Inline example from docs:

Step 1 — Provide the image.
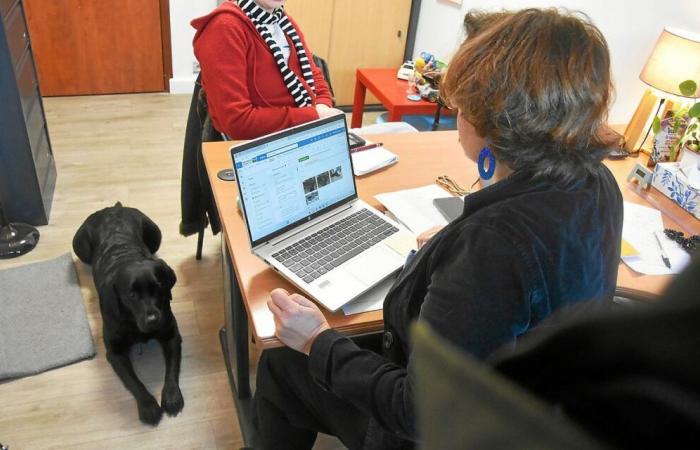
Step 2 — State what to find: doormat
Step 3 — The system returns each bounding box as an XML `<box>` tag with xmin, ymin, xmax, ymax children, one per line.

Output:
<box><xmin>0</xmin><ymin>253</ymin><xmax>95</xmax><ymax>380</ymax></box>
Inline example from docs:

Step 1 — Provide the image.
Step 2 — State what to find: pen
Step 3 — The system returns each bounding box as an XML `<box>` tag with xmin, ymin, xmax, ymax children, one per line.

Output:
<box><xmin>654</xmin><ymin>231</ymin><xmax>671</xmax><ymax>269</ymax></box>
<box><xmin>350</xmin><ymin>142</ymin><xmax>383</xmax><ymax>153</ymax></box>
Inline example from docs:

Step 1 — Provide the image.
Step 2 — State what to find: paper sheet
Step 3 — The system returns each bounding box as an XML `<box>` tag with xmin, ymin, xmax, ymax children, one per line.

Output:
<box><xmin>351</xmin><ymin>147</ymin><xmax>398</xmax><ymax>176</ymax></box>
<box><xmin>621</xmin><ymin>202</ymin><xmax>691</xmax><ymax>275</ymax></box>
<box><xmin>375</xmin><ymin>184</ymin><xmax>451</xmax><ymax>235</ymax></box>
<box><xmin>341</xmin><ymin>274</ymin><xmax>396</xmax><ymax>315</ymax></box>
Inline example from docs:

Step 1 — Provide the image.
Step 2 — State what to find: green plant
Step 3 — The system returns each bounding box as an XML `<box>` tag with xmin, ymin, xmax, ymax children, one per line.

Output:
<box><xmin>652</xmin><ymin>80</ymin><xmax>700</xmax><ymax>160</ymax></box>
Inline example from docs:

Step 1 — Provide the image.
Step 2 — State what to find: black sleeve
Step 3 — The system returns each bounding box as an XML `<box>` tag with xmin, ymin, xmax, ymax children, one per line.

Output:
<box><xmin>308</xmin><ymin>225</ymin><xmax>533</xmax><ymax>439</ymax></box>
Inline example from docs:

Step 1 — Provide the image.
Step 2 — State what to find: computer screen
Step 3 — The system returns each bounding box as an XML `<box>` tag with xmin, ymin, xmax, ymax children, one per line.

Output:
<box><xmin>232</xmin><ymin>116</ymin><xmax>356</xmax><ymax>245</ymax></box>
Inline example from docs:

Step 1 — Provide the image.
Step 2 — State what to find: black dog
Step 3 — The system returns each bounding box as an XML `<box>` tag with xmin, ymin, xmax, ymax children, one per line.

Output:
<box><xmin>73</xmin><ymin>202</ymin><xmax>184</xmax><ymax>425</ymax></box>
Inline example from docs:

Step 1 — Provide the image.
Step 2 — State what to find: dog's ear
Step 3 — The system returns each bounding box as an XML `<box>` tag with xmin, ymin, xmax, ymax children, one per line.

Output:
<box><xmin>73</xmin><ymin>219</ymin><xmax>95</xmax><ymax>264</ymax></box>
<box><xmin>136</xmin><ymin>210</ymin><xmax>162</xmax><ymax>254</ymax></box>
<box><xmin>107</xmin><ymin>282</ymin><xmax>125</xmax><ymax>320</ymax></box>
<box><xmin>155</xmin><ymin>259</ymin><xmax>177</xmax><ymax>291</ymax></box>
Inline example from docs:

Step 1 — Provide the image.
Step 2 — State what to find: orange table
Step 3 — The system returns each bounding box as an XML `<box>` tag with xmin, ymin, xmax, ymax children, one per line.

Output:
<box><xmin>350</xmin><ymin>68</ymin><xmax>446</xmax><ymax>128</ymax></box>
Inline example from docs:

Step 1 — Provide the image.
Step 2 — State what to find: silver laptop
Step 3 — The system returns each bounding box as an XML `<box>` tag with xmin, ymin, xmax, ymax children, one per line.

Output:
<box><xmin>230</xmin><ymin>115</ymin><xmax>412</xmax><ymax>311</ymax></box>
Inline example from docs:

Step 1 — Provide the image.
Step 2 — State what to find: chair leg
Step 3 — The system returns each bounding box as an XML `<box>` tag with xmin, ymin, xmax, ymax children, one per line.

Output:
<box><xmin>196</xmin><ymin>228</ymin><xmax>204</xmax><ymax>260</ymax></box>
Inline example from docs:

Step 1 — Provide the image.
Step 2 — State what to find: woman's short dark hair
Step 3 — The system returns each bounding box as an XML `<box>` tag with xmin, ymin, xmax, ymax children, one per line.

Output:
<box><xmin>442</xmin><ymin>8</ymin><xmax>613</xmax><ymax>181</ymax></box>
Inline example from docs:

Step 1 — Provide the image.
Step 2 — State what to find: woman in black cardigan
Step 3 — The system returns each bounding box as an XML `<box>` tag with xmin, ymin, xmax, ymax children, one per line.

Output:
<box><xmin>253</xmin><ymin>8</ymin><xmax>624</xmax><ymax>450</ymax></box>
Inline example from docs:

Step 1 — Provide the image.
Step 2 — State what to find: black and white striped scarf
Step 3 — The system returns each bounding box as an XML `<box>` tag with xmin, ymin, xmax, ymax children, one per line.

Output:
<box><xmin>237</xmin><ymin>0</ymin><xmax>315</xmax><ymax>107</ymax></box>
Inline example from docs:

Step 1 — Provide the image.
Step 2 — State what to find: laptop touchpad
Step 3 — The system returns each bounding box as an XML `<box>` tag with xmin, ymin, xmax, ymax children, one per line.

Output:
<box><xmin>345</xmin><ymin>246</ymin><xmax>400</xmax><ymax>284</ymax></box>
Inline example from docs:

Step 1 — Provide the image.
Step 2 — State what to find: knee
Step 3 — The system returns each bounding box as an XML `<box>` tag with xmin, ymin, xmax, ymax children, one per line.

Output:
<box><xmin>256</xmin><ymin>347</ymin><xmax>308</xmax><ymax>393</ymax></box>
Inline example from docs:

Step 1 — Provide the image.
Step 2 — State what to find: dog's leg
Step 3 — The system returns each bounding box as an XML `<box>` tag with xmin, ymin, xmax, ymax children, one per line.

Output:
<box><xmin>106</xmin><ymin>349</ymin><xmax>163</xmax><ymax>425</ymax></box>
<box><xmin>160</xmin><ymin>330</ymin><xmax>184</xmax><ymax>416</ymax></box>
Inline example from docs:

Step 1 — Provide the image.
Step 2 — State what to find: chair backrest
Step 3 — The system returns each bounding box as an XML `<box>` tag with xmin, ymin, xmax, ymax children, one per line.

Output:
<box><xmin>312</xmin><ymin>54</ymin><xmax>335</xmax><ymax>106</ymax></box>
<box><xmin>194</xmin><ymin>73</ymin><xmax>224</xmax><ymax>142</ymax></box>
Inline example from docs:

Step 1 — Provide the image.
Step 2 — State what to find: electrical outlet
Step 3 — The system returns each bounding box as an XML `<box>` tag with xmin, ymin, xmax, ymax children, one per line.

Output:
<box><xmin>193</xmin><ymin>61</ymin><xmax>201</xmax><ymax>75</ymax></box>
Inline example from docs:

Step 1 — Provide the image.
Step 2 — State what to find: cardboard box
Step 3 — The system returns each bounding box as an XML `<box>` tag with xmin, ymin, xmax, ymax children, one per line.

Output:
<box><xmin>652</xmin><ymin>162</ymin><xmax>700</xmax><ymax>220</ymax></box>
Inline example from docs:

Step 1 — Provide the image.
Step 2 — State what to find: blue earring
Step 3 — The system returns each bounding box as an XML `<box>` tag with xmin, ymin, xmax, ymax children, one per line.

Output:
<box><xmin>478</xmin><ymin>147</ymin><xmax>496</xmax><ymax>180</ymax></box>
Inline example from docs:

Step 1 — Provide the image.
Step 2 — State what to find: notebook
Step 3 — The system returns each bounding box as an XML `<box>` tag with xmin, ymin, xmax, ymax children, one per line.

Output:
<box><xmin>230</xmin><ymin>115</ymin><xmax>414</xmax><ymax>312</ymax></box>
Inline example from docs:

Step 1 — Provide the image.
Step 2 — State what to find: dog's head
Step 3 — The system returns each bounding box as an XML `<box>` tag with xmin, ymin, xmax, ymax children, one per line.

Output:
<box><xmin>73</xmin><ymin>202</ymin><xmax>162</xmax><ymax>265</ymax></box>
<box><xmin>112</xmin><ymin>259</ymin><xmax>177</xmax><ymax>333</ymax></box>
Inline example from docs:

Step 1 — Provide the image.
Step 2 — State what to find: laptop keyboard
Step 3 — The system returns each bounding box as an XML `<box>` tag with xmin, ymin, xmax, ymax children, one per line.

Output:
<box><xmin>272</xmin><ymin>209</ymin><xmax>399</xmax><ymax>283</ymax></box>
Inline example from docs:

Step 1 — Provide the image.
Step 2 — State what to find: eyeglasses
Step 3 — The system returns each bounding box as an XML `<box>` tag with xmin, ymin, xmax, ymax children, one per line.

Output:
<box><xmin>436</xmin><ymin>175</ymin><xmax>480</xmax><ymax>197</ymax></box>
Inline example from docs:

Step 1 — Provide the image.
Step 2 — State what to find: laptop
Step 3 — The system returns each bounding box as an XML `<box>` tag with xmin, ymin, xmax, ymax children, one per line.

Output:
<box><xmin>230</xmin><ymin>115</ymin><xmax>413</xmax><ymax>312</ymax></box>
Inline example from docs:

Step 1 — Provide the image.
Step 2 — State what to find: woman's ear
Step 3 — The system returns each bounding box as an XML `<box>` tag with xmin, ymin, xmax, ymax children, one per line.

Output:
<box><xmin>156</xmin><ymin>259</ymin><xmax>177</xmax><ymax>291</ymax></box>
<box><xmin>73</xmin><ymin>220</ymin><xmax>95</xmax><ymax>264</ymax></box>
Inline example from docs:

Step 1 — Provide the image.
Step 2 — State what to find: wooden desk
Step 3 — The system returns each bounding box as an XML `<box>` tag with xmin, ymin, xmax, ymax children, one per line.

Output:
<box><xmin>350</xmin><ymin>68</ymin><xmax>444</xmax><ymax>128</ymax></box>
<box><xmin>203</xmin><ymin>131</ymin><xmax>700</xmax><ymax>444</ymax></box>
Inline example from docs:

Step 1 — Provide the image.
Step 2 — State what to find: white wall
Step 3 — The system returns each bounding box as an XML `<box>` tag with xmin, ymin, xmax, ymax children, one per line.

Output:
<box><xmin>168</xmin><ymin>0</ymin><xmax>217</xmax><ymax>94</ymax></box>
<box><xmin>413</xmin><ymin>0</ymin><xmax>700</xmax><ymax>123</ymax></box>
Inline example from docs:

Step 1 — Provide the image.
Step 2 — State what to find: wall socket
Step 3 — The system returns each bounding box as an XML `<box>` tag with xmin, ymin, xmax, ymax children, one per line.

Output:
<box><xmin>192</xmin><ymin>61</ymin><xmax>201</xmax><ymax>75</ymax></box>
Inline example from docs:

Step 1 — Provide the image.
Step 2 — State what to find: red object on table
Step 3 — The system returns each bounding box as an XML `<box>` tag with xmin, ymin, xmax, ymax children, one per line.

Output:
<box><xmin>351</xmin><ymin>68</ymin><xmax>447</xmax><ymax>128</ymax></box>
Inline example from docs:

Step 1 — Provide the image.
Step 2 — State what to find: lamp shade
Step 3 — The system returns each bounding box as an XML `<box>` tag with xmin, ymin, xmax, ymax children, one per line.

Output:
<box><xmin>640</xmin><ymin>27</ymin><xmax>700</xmax><ymax>98</ymax></box>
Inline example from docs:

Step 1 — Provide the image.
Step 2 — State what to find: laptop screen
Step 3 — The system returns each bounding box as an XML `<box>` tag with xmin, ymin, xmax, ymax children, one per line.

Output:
<box><xmin>231</xmin><ymin>115</ymin><xmax>357</xmax><ymax>247</ymax></box>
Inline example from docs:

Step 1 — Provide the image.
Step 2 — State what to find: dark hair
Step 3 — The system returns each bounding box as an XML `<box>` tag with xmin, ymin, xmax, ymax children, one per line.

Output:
<box><xmin>443</xmin><ymin>8</ymin><xmax>613</xmax><ymax>181</ymax></box>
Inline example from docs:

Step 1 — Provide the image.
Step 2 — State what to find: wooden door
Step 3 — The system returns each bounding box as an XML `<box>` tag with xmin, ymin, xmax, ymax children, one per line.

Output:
<box><xmin>283</xmin><ymin>0</ymin><xmax>334</xmax><ymax>60</ymax></box>
<box><xmin>327</xmin><ymin>0</ymin><xmax>411</xmax><ymax>105</ymax></box>
<box><xmin>23</xmin><ymin>0</ymin><xmax>171</xmax><ymax>96</ymax></box>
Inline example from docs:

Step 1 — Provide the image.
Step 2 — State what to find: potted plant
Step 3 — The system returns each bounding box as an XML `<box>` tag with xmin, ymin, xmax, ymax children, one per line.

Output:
<box><xmin>651</xmin><ymin>80</ymin><xmax>700</xmax><ymax>162</ymax></box>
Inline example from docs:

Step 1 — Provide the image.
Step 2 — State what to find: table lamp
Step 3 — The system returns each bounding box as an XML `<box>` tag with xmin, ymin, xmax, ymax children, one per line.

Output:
<box><xmin>623</xmin><ymin>27</ymin><xmax>700</xmax><ymax>154</ymax></box>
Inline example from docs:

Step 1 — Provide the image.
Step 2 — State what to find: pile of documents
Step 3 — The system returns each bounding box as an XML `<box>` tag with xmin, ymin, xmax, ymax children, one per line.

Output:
<box><xmin>621</xmin><ymin>201</ymin><xmax>690</xmax><ymax>275</ymax></box>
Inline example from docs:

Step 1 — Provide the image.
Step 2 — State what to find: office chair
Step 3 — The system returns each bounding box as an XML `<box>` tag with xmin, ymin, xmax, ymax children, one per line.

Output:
<box><xmin>416</xmin><ymin>253</ymin><xmax>700</xmax><ymax>449</ymax></box>
<box><xmin>180</xmin><ymin>73</ymin><xmax>224</xmax><ymax>261</ymax></box>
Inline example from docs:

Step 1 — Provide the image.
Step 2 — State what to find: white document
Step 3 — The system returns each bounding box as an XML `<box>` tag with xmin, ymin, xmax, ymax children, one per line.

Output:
<box><xmin>341</xmin><ymin>274</ymin><xmax>397</xmax><ymax>315</ymax></box>
<box><xmin>351</xmin><ymin>147</ymin><xmax>399</xmax><ymax>176</ymax></box>
<box><xmin>621</xmin><ymin>201</ymin><xmax>691</xmax><ymax>275</ymax></box>
<box><xmin>375</xmin><ymin>184</ymin><xmax>451</xmax><ymax>235</ymax></box>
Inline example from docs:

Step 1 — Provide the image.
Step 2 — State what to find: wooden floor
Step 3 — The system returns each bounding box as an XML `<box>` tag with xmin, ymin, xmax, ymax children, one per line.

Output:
<box><xmin>0</xmin><ymin>94</ymin><xmax>372</xmax><ymax>450</ymax></box>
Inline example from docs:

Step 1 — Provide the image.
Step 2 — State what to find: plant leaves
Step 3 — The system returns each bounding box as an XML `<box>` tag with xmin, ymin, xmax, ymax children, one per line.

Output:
<box><xmin>679</xmin><ymin>80</ymin><xmax>698</xmax><ymax>97</ymax></box>
<box><xmin>689</xmin><ymin>102</ymin><xmax>700</xmax><ymax>119</ymax></box>
<box><xmin>652</xmin><ymin>116</ymin><xmax>662</xmax><ymax>134</ymax></box>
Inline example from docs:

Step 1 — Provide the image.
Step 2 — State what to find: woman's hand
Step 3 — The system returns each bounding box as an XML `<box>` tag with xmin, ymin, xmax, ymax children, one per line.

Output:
<box><xmin>417</xmin><ymin>225</ymin><xmax>444</xmax><ymax>249</ymax></box>
<box><xmin>267</xmin><ymin>288</ymin><xmax>331</xmax><ymax>355</ymax></box>
<box><xmin>315</xmin><ymin>103</ymin><xmax>344</xmax><ymax>119</ymax></box>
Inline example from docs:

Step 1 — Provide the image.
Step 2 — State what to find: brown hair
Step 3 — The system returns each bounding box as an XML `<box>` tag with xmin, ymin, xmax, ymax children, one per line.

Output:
<box><xmin>443</xmin><ymin>8</ymin><xmax>613</xmax><ymax>181</ymax></box>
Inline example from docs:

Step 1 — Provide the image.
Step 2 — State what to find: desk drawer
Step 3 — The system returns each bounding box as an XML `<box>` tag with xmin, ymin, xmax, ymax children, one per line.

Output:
<box><xmin>5</xmin><ymin>3</ymin><xmax>28</xmax><ymax>69</ymax></box>
<box><xmin>0</xmin><ymin>0</ymin><xmax>17</xmax><ymax>18</ymax></box>
<box><xmin>16</xmin><ymin>51</ymin><xmax>37</xmax><ymax>117</ymax></box>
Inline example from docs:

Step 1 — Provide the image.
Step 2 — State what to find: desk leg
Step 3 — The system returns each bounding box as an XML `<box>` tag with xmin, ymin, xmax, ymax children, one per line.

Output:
<box><xmin>387</xmin><ymin>108</ymin><xmax>402</xmax><ymax>122</ymax></box>
<box><xmin>351</xmin><ymin>75</ymin><xmax>367</xmax><ymax>128</ymax></box>
<box><xmin>221</xmin><ymin>238</ymin><xmax>261</xmax><ymax>447</ymax></box>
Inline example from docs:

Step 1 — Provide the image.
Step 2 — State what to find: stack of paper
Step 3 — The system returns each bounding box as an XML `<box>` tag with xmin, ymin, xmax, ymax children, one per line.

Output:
<box><xmin>351</xmin><ymin>147</ymin><xmax>398</xmax><ymax>176</ymax></box>
<box><xmin>621</xmin><ymin>201</ymin><xmax>690</xmax><ymax>275</ymax></box>
<box><xmin>375</xmin><ymin>184</ymin><xmax>452</xmax><ymax>235</ymax></box>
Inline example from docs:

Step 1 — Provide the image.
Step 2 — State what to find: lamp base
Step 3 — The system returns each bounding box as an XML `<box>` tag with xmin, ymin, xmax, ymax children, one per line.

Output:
<box><xmin>0</xmin><ymin>222</ymin><xmax>40</xmax><ymax>259</ymax></box>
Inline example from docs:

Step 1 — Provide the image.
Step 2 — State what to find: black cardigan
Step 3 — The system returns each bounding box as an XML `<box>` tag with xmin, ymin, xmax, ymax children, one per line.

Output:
<box><xmin>308</xmin><ymin>166</ymin><xmax>624</xmax><ymax>449</ymax></box>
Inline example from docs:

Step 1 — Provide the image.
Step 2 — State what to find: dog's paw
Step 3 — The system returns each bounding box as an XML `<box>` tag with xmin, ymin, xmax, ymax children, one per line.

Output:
<box><xmin>137</xmin><ymin>396</ymin><xmax>163</xmax><ymax>426</ymax></box>
<box><xmin>161</xmin><ymin>383</ymin><xmax>184</xmax><ymax>417</ymax></box>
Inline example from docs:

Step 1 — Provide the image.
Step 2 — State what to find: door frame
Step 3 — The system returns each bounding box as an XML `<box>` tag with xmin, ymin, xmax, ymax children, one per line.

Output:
<box><xmin>404</xmin><ymin>0</ymin><xmax>422</xmax><ymax>62</ymax></box>
<box><xmin>159</xmin><ymin>0</ymin><xmax>172</xmax><ymax>92</ymax></box>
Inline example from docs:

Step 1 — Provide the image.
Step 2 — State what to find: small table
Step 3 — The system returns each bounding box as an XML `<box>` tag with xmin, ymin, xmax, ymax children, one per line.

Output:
<box><xmin>351</xmin><ymin>68</ymin><xmax>446</xmax><ymax>128</ymax></box>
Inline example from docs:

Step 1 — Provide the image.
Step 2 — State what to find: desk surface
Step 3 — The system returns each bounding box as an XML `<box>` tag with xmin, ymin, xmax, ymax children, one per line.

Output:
<box><xmin>203</xmin><ymin>131</ymin><xmax>700</xmax><ymax>349</ymax></box>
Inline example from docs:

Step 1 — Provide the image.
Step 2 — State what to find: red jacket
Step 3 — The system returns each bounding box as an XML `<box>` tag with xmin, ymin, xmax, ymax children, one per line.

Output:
<box><xmin>192</xmin><ymin>2</ymin><xmax>333</xmax><ymax>140</ymax></box>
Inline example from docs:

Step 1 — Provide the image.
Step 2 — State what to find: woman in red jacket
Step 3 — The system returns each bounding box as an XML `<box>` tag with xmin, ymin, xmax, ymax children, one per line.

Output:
<box><xmin>192</xmin><ymin>0</ymin><xmax>342</xmax><ymax>140</ymax></box>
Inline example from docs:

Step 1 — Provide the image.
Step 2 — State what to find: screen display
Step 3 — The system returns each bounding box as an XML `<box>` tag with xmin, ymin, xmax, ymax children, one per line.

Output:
<box><xmin>232</xmin><ymin>117</ymin><xmax>355</xmax><ymax>244</ymax></box>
